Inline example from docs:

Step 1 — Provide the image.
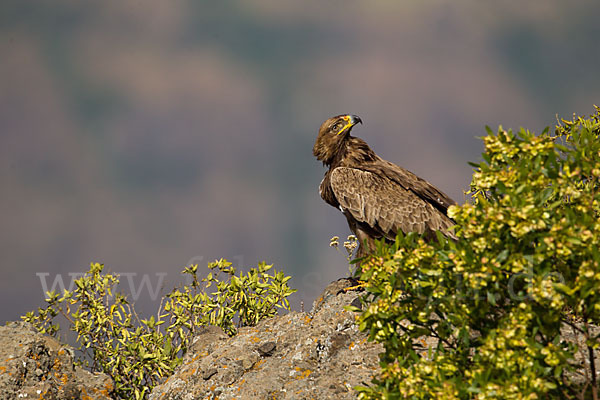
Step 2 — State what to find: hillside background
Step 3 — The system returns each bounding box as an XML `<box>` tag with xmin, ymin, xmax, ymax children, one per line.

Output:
<box><xmin>1</xmin><ymin>1</ymin><xmax>599</xmax><ymax>323</ymax></box>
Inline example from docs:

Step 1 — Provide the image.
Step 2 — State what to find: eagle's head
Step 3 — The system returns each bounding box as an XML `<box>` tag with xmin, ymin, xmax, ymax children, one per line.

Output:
<box><xmin>313</xmin><ymin>114</ymin><xmax>362</xmax><ymax>165</ymax></box>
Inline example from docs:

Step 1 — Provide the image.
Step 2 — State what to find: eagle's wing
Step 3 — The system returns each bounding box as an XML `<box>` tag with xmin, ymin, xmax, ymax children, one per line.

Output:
<box><xmin>329</xmin><ymin>167</ymin><xmax>455</xmax><ymax>240</ymax></box>
<box><xmin>364</xmin><ymin>160</ymin><xmax>457</xmax><ymax>214</ymax></box>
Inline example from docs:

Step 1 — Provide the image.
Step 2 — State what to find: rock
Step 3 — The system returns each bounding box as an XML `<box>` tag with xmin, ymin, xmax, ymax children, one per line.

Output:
<box><xmin>150</xmin><ymin>278</ymin><xmax>383</xmax><ymax>400</ymax></box>
<box><xmin>349</xmin><ymin>297</ymin><xmax>362</xmax><ymax>310</ymax></box>
<box><xmin>0</xmin><ymin>321</ymin><xmax>114</xmax><ymax>400</ymax></box>
<box><xmin>189</xmin><ymin>325</ymin><xmax>229</xmax><ymax>358</ymax></box>
<box><xmin>256</xmin><ymin>341</ymin><xmax>276</xmax><ymax>357</ymax></box>
<box><xmin>202</xmin><ymin>368</ymin><xmax>218</xmax><ymax>380</ymax></box>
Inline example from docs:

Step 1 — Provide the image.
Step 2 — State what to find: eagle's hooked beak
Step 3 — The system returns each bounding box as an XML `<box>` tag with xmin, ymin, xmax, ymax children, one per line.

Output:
<box><xmin>338</xmin><ymin>114</ymin><xmax>362</xmax><ymax>135</ymax></box>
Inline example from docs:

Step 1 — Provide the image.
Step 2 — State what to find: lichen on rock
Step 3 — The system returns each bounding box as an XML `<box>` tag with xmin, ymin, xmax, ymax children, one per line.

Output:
<box><xmin>149</xmin><ymin>279</ymin><xmax>383</xmax><ymax>400</ymax></box>
<box><xmin>0</xmin><ymin>321</ymin><xmax>113</xmax><ymax>400</ymax></box>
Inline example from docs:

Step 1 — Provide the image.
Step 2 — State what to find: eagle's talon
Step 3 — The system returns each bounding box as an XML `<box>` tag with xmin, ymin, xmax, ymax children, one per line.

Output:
<box><xmin>343</xmin><ymin>281</ymin><xmax>366</xmax><ymax>292</ymax></box>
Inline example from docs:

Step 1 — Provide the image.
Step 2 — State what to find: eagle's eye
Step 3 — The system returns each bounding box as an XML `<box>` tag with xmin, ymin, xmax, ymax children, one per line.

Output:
<box><xmin>331</xmin><ymin>123</ymin><xmax>341</xmax><ymax>132</ymax></box>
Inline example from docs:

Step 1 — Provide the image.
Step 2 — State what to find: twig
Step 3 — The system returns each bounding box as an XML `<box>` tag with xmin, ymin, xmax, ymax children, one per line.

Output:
<box><xmin>590</xmin><ymin>345</ymin><xmax>598</xmax><ymax>400</ymax></box>
<box><xmin>411</xmin><ymin>320</ymin><xmax>457</xmax><ymax>350</ymax></box>
<box><xmin>585</xmin><ymin>321</ymin><xmax>598</xmax><ymax>400</ymax></box>
<box><xmin>563</xmin><ymin>317</ymin><xmax>585</xmax><ymax>334</ymax></box>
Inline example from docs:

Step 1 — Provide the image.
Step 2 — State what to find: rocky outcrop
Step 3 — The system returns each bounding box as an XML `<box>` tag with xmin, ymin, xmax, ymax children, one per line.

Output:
<box><xmin>150</xmin><ymin>279</ymin><xmax>383</xmax><ymax>400</ymax></box>
<box><xmin>0</xmin><ymin>322</ymin><xmax>113</xmax><ymax>400</ymax></box>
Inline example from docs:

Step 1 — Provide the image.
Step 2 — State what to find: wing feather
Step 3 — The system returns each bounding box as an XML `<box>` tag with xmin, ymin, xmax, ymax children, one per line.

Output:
<box><xmin>330</xmin><ymin>167</ymin><xmax>455</xmax><ymax>240</ymax></box>
<box><xmin>363</xmin><ymin>160</ymin><xmax>457</xmax><ymax>213</ymax></box>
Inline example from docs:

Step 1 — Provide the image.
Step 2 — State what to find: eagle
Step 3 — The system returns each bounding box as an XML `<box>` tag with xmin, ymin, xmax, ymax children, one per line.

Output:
<box><xmin>313</xmin><ymin>114</ymin><xmax>457</xmax><ymax>258</ymax></box>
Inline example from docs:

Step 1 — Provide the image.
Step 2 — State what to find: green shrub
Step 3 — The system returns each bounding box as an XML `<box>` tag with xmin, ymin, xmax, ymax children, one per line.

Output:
<box><xmin>356</xmin><ymin>107</ymin><xmax>600</xmax><ymax>399</ymax></box>
<box><xmin>23</xmin><ymin>259</ymin><xmax>295</xmax><ymax>400</ymax></box>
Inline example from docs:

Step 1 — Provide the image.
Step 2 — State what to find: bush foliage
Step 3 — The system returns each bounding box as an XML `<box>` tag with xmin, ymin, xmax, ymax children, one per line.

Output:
<box><xmin>356</xmin><ymin>107</ymin><xmax>600</xmax><ymax>399</ymax></box>
<box><xmin>23</xmin><ymin>259</ymin><xmax>295</xmax><ymax>400</ymax></box>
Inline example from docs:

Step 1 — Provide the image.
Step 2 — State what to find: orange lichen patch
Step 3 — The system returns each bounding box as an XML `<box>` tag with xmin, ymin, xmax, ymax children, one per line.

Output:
<box><xmin>179</xmin><ymin>366</ymin><xmax>198</xmax><ymax>380</ymax></box>
<box><xmin>293</xmin><ymin>367</ymin><xmax>311</xmax><ymax>380</ymax></box>
<box><xmin>0</xmin><ymin>365</ymin><xmax>6</xmax><ymax>374</ymax></box>
<box><xmin>84</xmin><ymin>383</ymin><xmax>114</xmax><ymax>399</ymax></box>
<box><xmin>209</xmin><ymin>385</ymin><xmax>217</xmax><ymax>392</ymax></box>
<box><xmin>80</xmin><ymin>388</ymin><xmax>91</xmax><ymax>400</ymax></box>
<box><xmin>250</xmin><ymin>336</ymin><xmax>261</xmax><ymax>343</ymax></box>
<box><xmin>348</xmin><ymin>341</ymin><xmax>356</xmax><ymax>350</ymax></box>
<box><xmin>57</xmin><ymin>349</ymin><xmax>66</xmax><ymax>356</ymax></box>
<box><xmin>252</xmin><ymin>359</ymin><xmax>265</xmax><ymax>370</ymax></box>
<box><xmin>303</xmin><ymin>315</ymin><xmax>312</xmax><ymax>325</ymax></box>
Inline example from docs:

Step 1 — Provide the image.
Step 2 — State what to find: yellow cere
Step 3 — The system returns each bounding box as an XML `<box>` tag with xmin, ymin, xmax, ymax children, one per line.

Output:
<box><xmin>337</xmin><ymin>115</ymin><xmax>354</xmax><ymax>135</ymax></box>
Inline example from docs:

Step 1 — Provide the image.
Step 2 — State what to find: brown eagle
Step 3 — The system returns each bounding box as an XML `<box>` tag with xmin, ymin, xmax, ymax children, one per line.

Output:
<box><xmin>313</xmin><ymin>114</ymin><xmax>457</xmax><ymax>257</ymax></box>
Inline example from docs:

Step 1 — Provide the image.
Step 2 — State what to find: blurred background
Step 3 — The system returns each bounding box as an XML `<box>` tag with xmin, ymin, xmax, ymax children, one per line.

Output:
<box><xmin>2</xmin><ymin>1</ymin><xmax>599</xmax><ymax>324</ymax></box>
